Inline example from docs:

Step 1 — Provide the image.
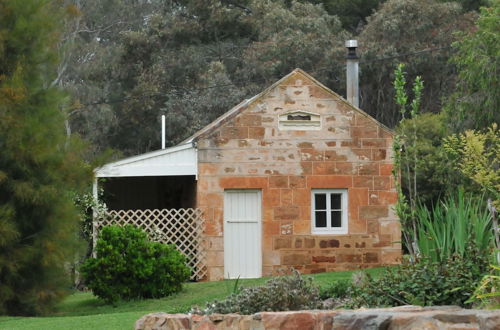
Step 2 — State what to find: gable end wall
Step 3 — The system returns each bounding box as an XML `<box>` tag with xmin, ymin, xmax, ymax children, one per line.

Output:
<box><xmin>196</xmin><ymin>72</ymin><xmax>401</xmax><ymax>281</ymax></box>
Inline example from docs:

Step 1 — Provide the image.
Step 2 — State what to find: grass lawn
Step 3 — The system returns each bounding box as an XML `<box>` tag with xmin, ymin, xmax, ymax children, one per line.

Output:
<box><xmin>0</xmin><ymin>267</ymin><xmax>386</xmax><ymax>330</ymax></box>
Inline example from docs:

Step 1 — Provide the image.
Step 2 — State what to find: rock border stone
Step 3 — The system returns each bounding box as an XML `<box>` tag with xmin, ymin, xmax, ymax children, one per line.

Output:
<box><xmin>135</xmin><ymin>306</ymin><xmax>500</xmax><ymax>329</ymax></box>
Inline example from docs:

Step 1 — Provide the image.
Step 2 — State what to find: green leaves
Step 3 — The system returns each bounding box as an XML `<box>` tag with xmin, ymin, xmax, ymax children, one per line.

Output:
<box><xmin>0</xmin><ymin>0</ymin><xmax>91</xmax><ymax>316</ymax></box>
<box><xmin>446</xmin><ymin>2</ymin><xmax>500</xmax><ymax>130</ymax></box>
<box><xmin>416</xmin><ymin>190</ymin><xmax>493</xmax><ymax>263</ymax></box>
<box><xmin>81</xmin><ymin>225</ymin><xmax>190</xmax><ymax>304</ymax></box>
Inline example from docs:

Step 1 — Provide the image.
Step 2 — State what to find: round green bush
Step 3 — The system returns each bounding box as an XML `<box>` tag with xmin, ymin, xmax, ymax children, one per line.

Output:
<box><xmin>81</xmin><ymin>225</ymin><xmax>190</xmax><ymax>303</ymax></box>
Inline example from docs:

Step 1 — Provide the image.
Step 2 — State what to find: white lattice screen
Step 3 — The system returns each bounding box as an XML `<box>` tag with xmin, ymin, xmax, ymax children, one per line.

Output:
<box><xmin>94</xmin><ymin>208</ymin><xmax>207</xmax><ymax>281</ymax></box>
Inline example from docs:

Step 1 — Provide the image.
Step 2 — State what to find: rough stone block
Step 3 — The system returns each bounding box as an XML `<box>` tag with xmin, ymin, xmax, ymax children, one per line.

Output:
<box><xmin>353</xmin><ymin>176</ymin><xmax>373</xmax><ymax>189</ymax></box>
<box><xmin>248</xmin><ymin>126</ymin><xmax>266</xmax><ymax>139</ymax></box>
<box><xmin>220</xmin><ymin>126</ymin><xmax>248</xmax><ymax>140</ymax></box>
<box><xmin>307</xmin><ymin>175</ymin><xmax>353</xmax><ymax>188</ymax></box>
<box><xmin>282</xmin><ymin>252</ymin><xmax>311</xmax><ymax>265</ymax></box>
<box><xmin>274</xmin><ymin>237</ymin><xmax>292</xmax><ymax>250</ymax></box>
<box><xmin>352</xmin><ymin>126</ymin><xmax>378</xmax><ymax>138</ymax></box>
<box><xmin>275</xmin><ymin>206</ymin><xmax>300</xmax><ymax>220</ymax></box>
<box><xmin>269</xmin><ymin>175</ymin><xmax>288</xmax><ymax>188</ymax></box>
<box><xmin>373</xmin><ymin>176</ymin><xmax>391</xmax><ymax>190</ymax></box>
<box><xmin>358</xmin><ymin>163</ymin><xmax>379</xmax><ymax>176</ymax></box>
<box><xmin>293</xmin><ymin>221</ymin><xmax>311</xmax><ymax>234</ymax></box>
<box><xmin>363</xmin><ymin>252</ymin><xmax>379</xmax><ymax>263</ymax></box>
<box><xmin>289</xmin><ymin>175</ymin><xmax>306</xmax><ymax>188</ymax></box>
<box><xmin>360</xmin><ymin>206</ymin><xmax>389</xmax><ymax>219</ymax></box>
<box><xmin>300</xmin><ymin>148</ymin><xmax>324</xmax><ymax>161</ymax></box>
<box><xmin>380</xmin><ymin>163</ymin><xmax>393</xmax><ymax>176</ymax></box>
<box><xmin>319</xmin><ymin>239</ymin><xmax>340</xmax><ymax>248</ymax></box>
<box><xmin>369</xmin><ymin>191</ymin><xmax>398</xmax><ymax>205</ymax></box>
<box><xmin>292</xmin><ymin>188</ymin><xmax>310</xmax><ymax>206</ymax></box>
<box><xmin>280</xmin><ymin>189</ymin><xmax>293</xmax><ymax>205</ymax></box>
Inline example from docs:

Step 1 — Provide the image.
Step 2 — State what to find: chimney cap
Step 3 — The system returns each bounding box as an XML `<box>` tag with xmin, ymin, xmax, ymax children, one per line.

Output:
<box><xmin>345</xmin><ymin>40</ymin><xmax>358</xmax><ymax>48</ymax></box>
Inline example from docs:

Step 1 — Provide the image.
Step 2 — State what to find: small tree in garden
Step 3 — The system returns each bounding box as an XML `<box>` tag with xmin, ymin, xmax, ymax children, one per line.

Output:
<box><xmin>444</xmin><ymin>124</ymin><xmax>500</xmax><ymax>263</ymax></box>
<box><xmin>392</xmin><ymin>63</ymin><xmax>424</xmax><ymax>260</ymax></box>
<box><xmin>81</xmin><ymin>225</ymin><xmax>190</xmax><ymax>304</ymax></box>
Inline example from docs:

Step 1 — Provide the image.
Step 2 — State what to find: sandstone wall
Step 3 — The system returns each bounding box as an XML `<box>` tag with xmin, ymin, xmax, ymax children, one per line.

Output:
<box><xmin>196</xmin><ymin>70</ymin><xmax>401</xmax><ymax>281</ymax></box>
<box><xmin>135</xmin><ymin>307</ymin><xmax>500</xmax><ymax>330</ymax></box>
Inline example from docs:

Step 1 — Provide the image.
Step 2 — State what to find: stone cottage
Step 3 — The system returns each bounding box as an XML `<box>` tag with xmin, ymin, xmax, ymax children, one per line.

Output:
<box><xmin>95</xmin><ymin>68</ymin><xmax>401</xmax><ymax>281</ymax></box>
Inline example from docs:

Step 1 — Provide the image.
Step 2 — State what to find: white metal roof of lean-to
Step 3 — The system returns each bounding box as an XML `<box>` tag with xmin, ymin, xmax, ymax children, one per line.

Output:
<box><xmin>95</xmin><ymin>142</ymin><xmax>197</xmax><ymax>178</ymax></box>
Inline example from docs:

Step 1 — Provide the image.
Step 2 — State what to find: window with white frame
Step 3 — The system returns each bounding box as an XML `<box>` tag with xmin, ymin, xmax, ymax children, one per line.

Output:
<box><xmin>311</xmin><ymin>189</ymin><xmax>348</xmax><ymax>234</ymax></box>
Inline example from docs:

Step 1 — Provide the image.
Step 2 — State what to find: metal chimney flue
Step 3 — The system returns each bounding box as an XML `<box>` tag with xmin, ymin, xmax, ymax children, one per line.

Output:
<box><xmin>161</xmin><ymin>115</ymin><xmax>166</xmax><ymax>149</ymax></box>
<box><xmin>345</xmin><ymin>40</ymin><xmax>359</xmax><ymax>108</ymax></box>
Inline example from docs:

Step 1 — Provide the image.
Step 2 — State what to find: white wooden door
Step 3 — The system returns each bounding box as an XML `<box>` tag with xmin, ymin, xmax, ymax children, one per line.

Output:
<box><xmin>223</xmin><ymin>190</ymin><xmax>262</xmax><ymax>279</ymax></box>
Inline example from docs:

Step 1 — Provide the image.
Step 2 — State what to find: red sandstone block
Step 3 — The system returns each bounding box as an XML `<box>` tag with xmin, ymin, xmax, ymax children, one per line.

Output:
<box><xmin>349</xmin><ymin>218</ymin><xmax>367</xmax><ymax>234</ymax></box>
<box><xmin>372</xmin><ymin>149</ymin><xmax>387</xmax><ymax>161</ymax></box>
<box><xmin>309</xmin><ymin>85</ymin><xmax>331</xmax><ymax>99</ymax></box>
<box><xmin>362</xmin><ymin>138</ymin><xmax>387</xmax><ymax>147</ymax></box>
<box><xmin>307</xmin><ymin>175</ymin><xmax>353</xmax><ymax>188</ymax></box>
<box><xmin>312</xmin><ymin>162</ymin><xmax>336</xmax><ymax>175</ymax></box>
<box><xmin>349</xmin><ymin>188</ymin><xmax>369</xmax><ymax>220</ymax></box>
<box><xmin>369</xmin><ymin>191</ymin><xmax>398</xmax><ymax>205</ymax></box>
<box><xmin>248</xmin><ymin>126</ymin><xmax>265</xmax><ymax>139</ymax></box>
<box><xmin>274</xmin><ymin>206</ymin><xmax>300</xmax><ymax>220</ymax></box>
<box><xmin>281</xmin><ymin>252</ymin><xmax>311</xmax><ymax>265</ymax></box>
<box><xmin>235</xmin><ymin>114</ymin><xmax>261</xmax><ymax>126</ymax></box>
<box><xmin>337</xmin><ymin>253</ymin><xmax>362</xmax><ymax>263</ymax></box>
<box><xmin>269</xmin><ymin>175</ymin><xmax>288</xmax><ymax>188</ymax></box>
<box><xmin>358</xmin><ymin>163</ymin><xmax>379</xmax><ymax>176</ymax></box>
<box><xmin>297</xmin><ymin>142</ymin><xmax>313</xmax><ymax>148</ymax></box>
<box><xmin>289</xmin><ymin>176</ymin><xmax>306</xmax><ymax>188</ymax></box>
<box><xmin>300</xmin><ymin>162</ymin><xmax>313</xmax><ymax>175</ymax></box>
<box><xmin>198</xmin><ymin>192</ymin><xmax>223</xmax><ymax>207</ymax></box>
<box><xmin>300</xmin><ymin>148</ymin><xmax>324</xmax><ymax>161</ymax></box>
<box><xmin>374</xmin><ymin>176</ymin><xmax>391</xmax><ymax>190</ymax></box>
<box><xmin>274</xmin><ymin>237</ymin><xmax>292</xmax><ymax>250</ymax></box>
<box><xmin>263</xmin><ymin>221</ymin><xmax>280</xmax><ymax>236</ymax></box>
<box><xmin>220</xmin><ymin>126</ymin><xmax>248</xmax><ymax>139</ymax></box>
<box><xmin>352</xmin><ymin>126</ymin><xmax>378</xmax><ymax>138</ymax></box>
<box><xmin>353</xmin><ymin>176</ymin><xmax>373</xmax><ymax>189</ymax></box>
<box><xmin>263</xmin><ymin>189</ymin><xmax>281</xmax><ymax>208</ymax></box>
<box><xmin>262</xmin><ymin>311</ymin><xmax>318</xmax><ymax>330</ymax></box>
<box><xmin>379</xmin><ymin>128</ymin><xmax>394</xmax><ymax>138</ymax></box>
<box><xmin>198</xmin><ymin>163</ymin><xmax>218</xmax><ymax>176</ymax></box>
<box><xmin>293</xmin><ymin>220</ymin><xmax>311</xmax><ymax>234</ymax></box>
<box><xmin>363</xmin><ymin>251</ymin><xmax>380</xmax><ymax>263</ymax></box>
<box><xmin>351</xmin><ymin>149</ymin><xmax>372</xmax><ymax>161</ymax></box>
<box><xmin>341</xmin><ymin>138</ymin><xmax>361</xmax><ymax>148</ymax></box>
<box><xmin>280</xmin><ymin>189</ymin><xmax>293</xmax><ymax>205</ymax></box>
<box><xmin>293</xmin><ymin>188</ymin><xmax>310</xmax><ymax>206</ymax></box>
<box><xmin>219</xmin><ymin>176</ymin><xmax>268</xmax><ymax>188</ymax></box>
<box><xmin>324</xmin><ymin>150</ymin><xmax>348</xmax><ymax>161</ymax></box>
<box><xmin>355</xmin><ymin>114</ymin><xmax>375</xmax><ymax>126</ymax></box>
<box><xmin>380</xmin><ymin>163</ymin><xmax>394</xmax><ymax>176</ymax></box>
<box><xmin>359</xmin><ymin>205</ymin><xmax>389</xmax><ymax>219</ymax></box>
<box><xmin>335</xmin><ymin>162</ymin><xmax>356</xmax><ymax>175</ymax></box>
<box><xmin>204</xmin><ymin>217</ymin><xmax>222</xmax><ymax>236</ymax></box>
<box><xmin>367</xmin><ymin>220</ymin><xmax>380</xmax><ymax>234</ymax></box>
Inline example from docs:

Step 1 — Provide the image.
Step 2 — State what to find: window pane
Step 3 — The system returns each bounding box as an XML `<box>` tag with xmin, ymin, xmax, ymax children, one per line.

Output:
<box><xmin>331</xmin><ymin>194</ymin><xmax>341</xmax><ymax>209</ymax></box>
<box><xmin>315</xmin><ymin>194</ymin><xmax>326</xmax><ymax>210</ymax></box>
<box><xmin>331</xmin><ymin>211</ymin><xmax>342</xmax><ymax>227</ymax></box>
<box><xmin>315</xmin><ymin>211</ymin><xmax>327</xmax><ymax>227</ymax></box>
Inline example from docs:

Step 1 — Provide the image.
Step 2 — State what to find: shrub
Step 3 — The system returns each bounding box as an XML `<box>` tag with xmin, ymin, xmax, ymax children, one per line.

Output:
<box><xmin>416</xmin><ymin>190</ymin><xmax>493</xmax><ymax>263</ymax></box>
<box><xmin>193</xmin><ymin>269</ymin><xmax>322</xmax><ymax>315</ymax></box>
<box><xmin>81</xmin><ymin>225</ymin><xmax>190</xmax><ymax>304</ymax></box>
<box><xmin>319</xmin><ymin>279</ymin><xmax>351</xmax><ymax>300</ymax></box>
<box><xmin>339</xmin><ymin>248</ymin><xmax>489</xmax><ymax>308</ymax></box>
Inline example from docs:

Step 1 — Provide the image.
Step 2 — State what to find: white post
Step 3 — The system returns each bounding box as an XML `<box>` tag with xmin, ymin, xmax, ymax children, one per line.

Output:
<box><xmin>346</xmin><ymin>40</ymin><xmax>359</xmax><ymax>108</ymax></box>
<box><xmin>92</xmin><ymin>177</ymin><xmax>98</xmax><ymax>257</ymax></box>
<box><xmin>161</xmin><ymin>115</ymin><xmax>166</xmax><ymax>149</ymax></box>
